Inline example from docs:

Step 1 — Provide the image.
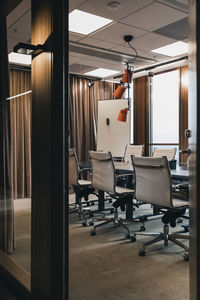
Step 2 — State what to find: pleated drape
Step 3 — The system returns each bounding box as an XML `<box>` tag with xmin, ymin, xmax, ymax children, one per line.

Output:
<box><xmin>69</xmin><ymin>76</ymin><xmax>116</xmax><ymax>162</ymax></box>
<box><xmin>10</xmin><ymin>69</ymin><xmax>32</xmax><ymax>199</ymax></box>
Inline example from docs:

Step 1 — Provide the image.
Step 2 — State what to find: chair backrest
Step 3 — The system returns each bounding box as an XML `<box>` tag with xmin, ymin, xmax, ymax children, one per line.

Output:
<box><xmin>152</xmin><ymin>148</ymin><xmax>176</xmax><ymax>161</ymax></box>
<box><xmin>90</xmin><ymin>151</ymin><xmax>115</xmax><ymax>193</ymax></box>
<box><xmin>69</xmin><ymin>148</ymin><xmax>79</xmax><ymax>185</ymax></box>
<box><xmin>124</xmin><ymin>145</ymin><xmax>144</xmax><ymax>163</ymax></box>
<box><xmin>131</xmin><ymin>156</ymin><xmax>173</xmax><ymax>208</ymax></box>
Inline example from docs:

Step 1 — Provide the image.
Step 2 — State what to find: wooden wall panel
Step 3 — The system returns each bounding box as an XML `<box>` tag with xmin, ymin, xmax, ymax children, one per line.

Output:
<box><xmin>134</xmin><ymin>76</ymin><xmax>149</xmax><ymax>155</ymax></box>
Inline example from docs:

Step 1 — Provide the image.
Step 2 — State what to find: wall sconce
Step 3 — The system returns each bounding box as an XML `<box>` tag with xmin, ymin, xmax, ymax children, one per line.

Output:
<box><xmin>13</xmin><ymin>42</ymin><xmax>46</xmax><ymax>58</ymax></box>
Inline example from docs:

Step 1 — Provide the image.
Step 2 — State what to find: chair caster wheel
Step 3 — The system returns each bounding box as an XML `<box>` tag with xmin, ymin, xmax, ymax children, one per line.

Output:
<box><xmin>184</xmin><ymin>227</ymin><xmax>189</xmax><ymax>233</ymax></box>
<box><xmin>110</xmin><ymin>208</ymin><xmax>114</xmax><ymax>214</ymax></box>
<box><xmin>82</xmin><ymin>222</ymin><xmax>87</xmax><ymax>227</ymax></box>
<box><xmin>138</xmin><ymin>249</ymin><xmax>146</xmax><ymax>256</ymax></box>
<box><xmin>140</xmin><ymin>225</ymin><xmax>145</xmax><ymax>231</ymax></box>
<box><xmin>89</xmin><ymin>221</ymin><xmax>94</xmax><ymax>226</ymax></box>
<box><xmin>177</xmin><ymin>218</ymin><xmax>183</xmax><ymax>223</ymax></box>
<box><xmin>130</xmin><ymin>236</ymin><xmax>136</xmax><ymax>242</ymax></box>
<box><xmin>125</xmin><ymin>233</ymin><xmax>130</xmax><ymax>239</ymax></box>
<box><xmin>89</xmin><ymin>213</ymin><xmax>94</xmax><ymax>218</ymax></box>
<box><xmin>90</xmin><ymin>230</ymin><xmax>96</xmax><ymax>236</ymax></box>
<box><xmin>183</xmin><ymin>253</ymin><xmax>189</xmax><ymax>261</ymax></box>
<box><xmin>90</xmin><ymin>201</ymin><xmax>95</xmax><ymax>206</ymax></box>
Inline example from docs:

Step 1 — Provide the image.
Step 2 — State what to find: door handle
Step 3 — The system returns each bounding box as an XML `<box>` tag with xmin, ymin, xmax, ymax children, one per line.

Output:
<box><xmin>180</xmin><ymin>148</ymin><xmax>191</xmax><ymax>156</ymax></box>
<box><xmin>185</xmin><ymin>129</ymin><xmax>192</xmax><ymax>138</ymax></box>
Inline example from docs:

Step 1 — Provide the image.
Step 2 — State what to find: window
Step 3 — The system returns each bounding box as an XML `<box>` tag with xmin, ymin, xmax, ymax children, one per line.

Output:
<box><xmin>150</xmin><ymin>70</ymin><xmax>179</xmax><ymax>161</ymax></box>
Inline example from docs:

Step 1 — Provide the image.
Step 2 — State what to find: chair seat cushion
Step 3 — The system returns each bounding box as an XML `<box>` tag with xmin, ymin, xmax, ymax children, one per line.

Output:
<box><xmin>115</xmin><ymin>186</ymin><xmax>134</xmax><ymax>194</ymax></box>
<box><xmin>78</xmin><ymin>179</ymin><xmax>91</xmax><ymax>186</ymax></box>
<box><xmin>172</xmin><ymin>198</ymin><xmax>189</xmax><ymax>208</ymax></box>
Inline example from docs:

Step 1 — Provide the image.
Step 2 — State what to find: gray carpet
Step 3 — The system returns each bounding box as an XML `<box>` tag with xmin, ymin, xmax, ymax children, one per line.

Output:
<box><xmin>69</xmin><ymin>200</ymin><xmax>189</xmax><ymax>300</ymax></box>
<box><xmin>10</xmin><ymin>197</ymin><xmax>189</xmax><ymax>299</ymax></box>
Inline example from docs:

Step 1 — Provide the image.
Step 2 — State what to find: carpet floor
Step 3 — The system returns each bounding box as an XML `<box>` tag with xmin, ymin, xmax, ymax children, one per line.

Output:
<box><xmin>10</xmin><ymin>197</ymin><xmax>189</xmax><ymax>300</ymax></box>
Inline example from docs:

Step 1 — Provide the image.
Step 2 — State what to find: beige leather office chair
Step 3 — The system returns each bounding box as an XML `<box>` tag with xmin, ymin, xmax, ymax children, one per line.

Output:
<box><xmin>69</xmin><ymin>148</ymin><xmax>98</xmax><ymax>226</ymax></box>
<box><xmin>152</xmin><ymin>147</ymin><xmax>176</xmax><ymax>161</ymax></box>
<box><xmin>90</xmin><ymin>151</ymin><xmax>136</xmax><ymax>237</ymax></box>
<box><xmin>131</xmin><ymin>156</ymin><xmax>189</xmax><ymax>259</ymax></box>
<box><xmin>124</xmin><ymin>144</ymin><xmax>144</xmax><ymax>163</ymax></box>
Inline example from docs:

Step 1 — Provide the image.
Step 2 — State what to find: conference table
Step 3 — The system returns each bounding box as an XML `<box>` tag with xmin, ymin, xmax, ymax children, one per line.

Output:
<box><xmin>114</xmin><ymin>161</ymin><xmax>189</xmax><ymax>181</ymax></box>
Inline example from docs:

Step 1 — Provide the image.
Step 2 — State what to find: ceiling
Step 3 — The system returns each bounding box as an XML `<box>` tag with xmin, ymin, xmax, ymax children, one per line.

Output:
<box><xmin>7</xmin><ymin>0</ymin><xmax>189</xmax><ymax>79</ymax></box>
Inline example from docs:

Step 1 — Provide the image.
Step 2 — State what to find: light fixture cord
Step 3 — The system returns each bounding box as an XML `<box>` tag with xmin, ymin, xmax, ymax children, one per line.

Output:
<box><xmin>127</xmin><ymin>41</ymin><xmax>138</xmax><ymax>63</ymax></box>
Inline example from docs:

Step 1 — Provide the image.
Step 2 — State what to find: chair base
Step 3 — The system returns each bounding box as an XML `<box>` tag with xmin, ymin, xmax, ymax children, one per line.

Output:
<box><xmin>90</xmin><ymin>208</ymin><xmax>145</xmax><ymax>238</ymax></box>
<box><xmin>133</xmin><ymin>224</ymin><xmax>189</xmax><ymax>259</ymax></box>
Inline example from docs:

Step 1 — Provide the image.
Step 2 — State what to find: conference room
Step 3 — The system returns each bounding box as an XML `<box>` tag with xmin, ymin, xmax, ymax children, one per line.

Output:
<box><xmin>0</xmin><ymin>0</ymin><xmax>198</xmax><ymax>299</ymax></box>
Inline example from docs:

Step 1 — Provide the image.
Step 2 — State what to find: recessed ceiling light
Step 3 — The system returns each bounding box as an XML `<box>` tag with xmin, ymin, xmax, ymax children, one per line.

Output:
<box><xmin>151</xmin><ymin>41</ymin><xmax>188</xmax><ymax>57</ymax></box>
<box><xmin>8</xmin><ymin>52</ymin><xmax>32</xmax><ymax>65</ymax></box>
<box><xmin>69</xmin><ymin>9</ymin><xmax>113</xmax><ymax>35</ymax></box>
<box><xmin>84</xmin><ymin>68</ymin><xmax>119</xmax><ymax>78</ymax></box>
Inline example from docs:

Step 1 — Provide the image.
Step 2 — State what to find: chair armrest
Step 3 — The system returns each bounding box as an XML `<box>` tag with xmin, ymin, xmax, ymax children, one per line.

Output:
<box><xmin>79</xmin><ymin>167</ymin><xmax>91</xmax><ymax>173</ymax></box>
<box><xmin>116</xmin><ymin>173</ymin><xmax>133</xmax><ymax>178</ymax></box>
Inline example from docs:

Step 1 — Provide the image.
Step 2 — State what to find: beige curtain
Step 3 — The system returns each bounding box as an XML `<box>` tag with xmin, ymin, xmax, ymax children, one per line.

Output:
<box><xmin>10</xmin><ymin>69</ymin><xmax>32</xmax><ymax>199</ymax></box>
<box><xmin>69</xmin><ymin>76</ymin><xmax>116</xmax><ymax>162</ymax></box>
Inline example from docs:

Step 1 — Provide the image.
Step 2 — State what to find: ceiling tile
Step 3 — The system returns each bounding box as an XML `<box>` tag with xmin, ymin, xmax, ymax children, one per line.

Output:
<box><xmin>78</xmin><ymin>0</ymin><xmax>154</xmax><ymax>21</ymax></box>
<box><xmin>78</xmin><ymin>58</ymin><xmax>115</xmax><ymax>68</ymax></box>
<box><xmin>132</xmin><ymin>32</ymin><xmax>176</xmax><ymax>52</ymax></box>
<box><xmin>69</xmin><ymin>55</ymin><xmax>82</xmax><ymax>65</ymax></box>
<box><xmin>20</xmin><ymin>10</ymin><xmax>31</xmax><ymax>23</ymax></box>
<box><xmin>8</xmin><ymin>21</ymin><xmax>31</xmax><ymax>42</ymax></box>
<box><xmin>69</xmin><ymin>32</ymin><xmax>83</xmax><ymax>41</ymax></box>
<box><xmin>156</xmin><ymin>0</ymin><xmax>188</xmax><ymax>13</ymax></box>
<box><xmin>78</xmin><ymin>37</ymin><xmax>117</xmax><ymax>49</ymax></box>
<box><xmin>69</xmin><ymin>0</ymin><xmax>87</xmax><ymax>12</ymax></box>
<box><xmin>154</xmin><ymin>17</ymin><xmax>188</xmax><ymax>40</ymax></box>
<box><xmin>90</xmin><ymin>22</ymin><xmax>147</xmax><ymax>44</ymax></box>
<box><xmin>7</xmin><ymin>0</ymin><xmax>31</xmax><ymax>28</ymax></box>
<box><xmin>69</xmin><ymin>63</ymin><xmax>95</xmax><ymax>74</ymax></box>
<box><xmin>7</xmin><ymin>38</ymin><xmax>20</xmax><ymax>54</ymax></box>
<box><xmin>120</xmin><ymin>2</ymin><xmax>187</xmax><ymax>31</ymax></box>
<box><xmin>110</xmin><ymin>44</ymin><xmax>158</xmax><ymax>62</ymax></box>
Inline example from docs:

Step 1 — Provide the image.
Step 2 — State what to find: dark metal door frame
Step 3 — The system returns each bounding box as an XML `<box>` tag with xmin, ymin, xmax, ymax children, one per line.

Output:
<box><xmin>31</xmin><ymin>0</ymin><xmax>68</xmax><ymax>299</ymax></box>
<box><xmin>189</xmin><ymin>1</ymin><xmax>200</xmax><ymax>299</ymax></box>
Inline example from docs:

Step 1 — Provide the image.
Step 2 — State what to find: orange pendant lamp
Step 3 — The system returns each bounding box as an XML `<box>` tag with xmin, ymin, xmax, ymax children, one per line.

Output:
<box><xmin>117</xmin><ymin>108</ymin><xmax>129</xmax><ymax>122</ymax></box>
<box><xmin>122</xmin><ymin>69</ymin><xmax>133</xmax><ymax>83</ymax></box>
<box><xmin>113</xmin><ymin>85</ymin><xmax>127</xmax><ymax>99</ymax></box>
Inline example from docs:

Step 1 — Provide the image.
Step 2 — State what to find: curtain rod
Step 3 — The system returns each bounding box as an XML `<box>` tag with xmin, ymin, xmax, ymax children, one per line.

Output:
<box><xmin>6</xmin><ymin>90</ymin><xmax>32</xmax><ymax>100</ymax></box>
<box><xmin>69</xmin><ymin>73</ymin><xmax>102</xmax><ymax>81</ymax></box>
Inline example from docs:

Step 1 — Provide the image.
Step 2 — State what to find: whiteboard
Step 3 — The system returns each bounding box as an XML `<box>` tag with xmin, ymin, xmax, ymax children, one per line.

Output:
<box><xmin>97</xmin><ymin>100</ymin><xmax>130</xmax><ymax>157</ymax></box>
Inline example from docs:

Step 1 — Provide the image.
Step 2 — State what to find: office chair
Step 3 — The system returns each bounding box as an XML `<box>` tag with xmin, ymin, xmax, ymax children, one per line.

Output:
<box><xmin>124</xmin><ymin>144</ymin><xmax>144</xmax><ymax>163</ymax></box>
<box><xmin>116</xmin><ymin>145</ymin><xmax>144</xmax><ymax>189</ymax></box>
<box><xmin>89</xmin><ymin>151</ymin><xmax>142</xmax><ymax>237</ymax></box>
<box><xmin>69</xmin><ymin>148</ymin><xmax>98</xmax><ymax>226</ymax></box>
<box><xmin>152</xmin><ymin>147</ymin><xmax>176</xmax><ymax>161</ymax></box>
<box><xmin>131</xmin><ymin>156</ymin><xmax>189</xmax><ymax>260</ymax></box>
